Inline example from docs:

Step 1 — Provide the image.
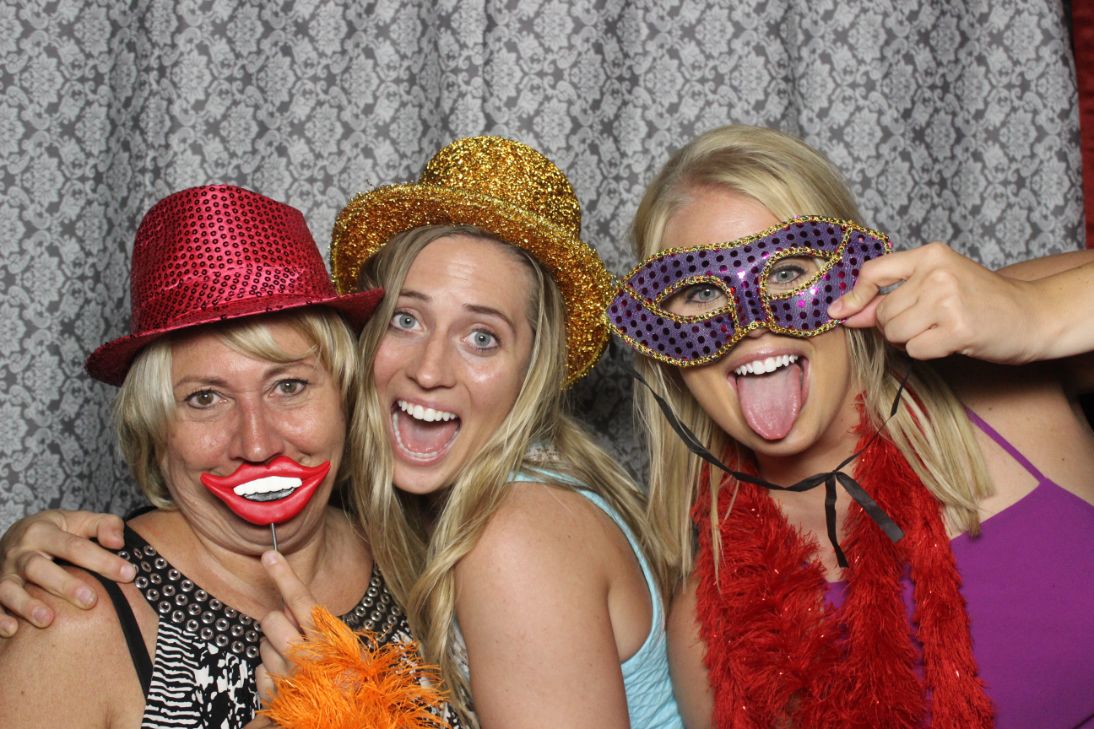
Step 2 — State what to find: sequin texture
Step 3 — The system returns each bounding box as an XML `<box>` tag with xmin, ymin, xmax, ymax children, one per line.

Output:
<box><xmin>330</xmin><ymin>136</ymin><xmax>613</xmax><ymax>387</ymax></box>
<box><xmin>86</xmin><ymin>184</ymin><xmax>382</xmax><ymax>386</ymax></box>
<box><xmin>606</xmin><ymin>216</ymin><xmax>891</xmax><ymax>367</ymax></box>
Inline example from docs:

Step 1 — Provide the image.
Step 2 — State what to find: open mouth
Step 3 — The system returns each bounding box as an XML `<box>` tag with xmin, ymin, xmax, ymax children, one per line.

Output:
<box><xmin>731</xmin><ymin>354</ymin><xmax>806</xmax><ymax>441</ymax></box>
<box><xmin>200</xmin><ymin>457</ymin><xmax>330</xmax><ymax>526</ymax></box>
<box><xmin>391</xmin><ymin>399</ymin><xmax>461</xmax><ymax>462</ymax></box>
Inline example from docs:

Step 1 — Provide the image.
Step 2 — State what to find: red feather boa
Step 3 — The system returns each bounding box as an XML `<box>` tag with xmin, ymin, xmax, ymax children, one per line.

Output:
<box><xmin>693</xmin><ymin>425</ymin><xmax>994</xmax><ymax>728</ymax></box>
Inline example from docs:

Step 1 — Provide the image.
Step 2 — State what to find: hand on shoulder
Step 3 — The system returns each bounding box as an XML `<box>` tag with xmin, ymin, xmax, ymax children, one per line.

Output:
<box><xmin>0</xmin><ymin>565</ymin><xmax>145</xmax><ymax>727</ymax></box>
<box><xmin>0</xmin><ymin>509</ymin><xmax>133</xmax><ymax>637</ymax></box>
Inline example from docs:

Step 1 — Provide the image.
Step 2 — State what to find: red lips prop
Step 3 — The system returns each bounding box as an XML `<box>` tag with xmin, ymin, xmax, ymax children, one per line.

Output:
<box><xmin>200</xmin><ymin>456</ymin><xmax>331</xmax><ymax>526</ymax></box>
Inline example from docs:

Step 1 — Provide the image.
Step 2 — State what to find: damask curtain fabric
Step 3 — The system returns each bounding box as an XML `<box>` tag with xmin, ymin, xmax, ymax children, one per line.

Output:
<box><xmin>0</xmin><ymin>0</ymin><xmax>1082</xmax><ymax>530</ymax></box>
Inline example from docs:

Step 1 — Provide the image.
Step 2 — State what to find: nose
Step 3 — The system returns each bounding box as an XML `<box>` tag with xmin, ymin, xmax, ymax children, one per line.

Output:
<box><xmin>407</xmin><ymin>332</ymin><xmax>456</xmax><ymax>390</ymax></box>
<box><xmin>231</xmin><ymin>397</ymin><xmax>284</xmax><ymax>463</ymax></box>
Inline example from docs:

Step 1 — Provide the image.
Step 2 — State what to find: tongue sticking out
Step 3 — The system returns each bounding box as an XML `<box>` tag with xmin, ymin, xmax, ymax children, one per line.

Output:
<box><xmin>395</xmin><ymin>412</ymin><xmax>459</xmax><ymax>456</ymax></box>
<box><xmin>736</xmin><ymin>362</ymin><xmax>804</xmax><ymax>441</ymax></box>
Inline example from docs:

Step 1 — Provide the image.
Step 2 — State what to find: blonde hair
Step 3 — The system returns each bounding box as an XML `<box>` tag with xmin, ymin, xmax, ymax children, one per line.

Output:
<box><xmin>114</xmin><ymin>309</ymin><xmax>359</xmax><ymax>506</ymax></box>
<box><xmin>348</xmin><ymin>225</ymin><xmax>652</xmax><ymax>724</ymax></box>
<box><xmin>632</xmin><ymin>125</ymin><xmax>993</xmax><ymax>584</ymax></box>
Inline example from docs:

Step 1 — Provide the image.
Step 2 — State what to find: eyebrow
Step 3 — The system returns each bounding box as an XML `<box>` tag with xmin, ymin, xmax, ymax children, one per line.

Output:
<box><xmin>400</xmin><ymin>289</ymin><xmax>518</xmax><ymax>331</ymax></box>
<box><xmin>172</xmin><ymin>360</ymin><xmax>316</xmax><ymax>391</ymax></box>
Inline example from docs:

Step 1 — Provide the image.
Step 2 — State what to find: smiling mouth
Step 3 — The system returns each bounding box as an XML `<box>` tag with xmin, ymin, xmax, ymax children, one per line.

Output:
<box><xmin>391</xmin><ymin>400</ymin><xmax>461</xmax><ymax>461</ymax></box>
<box><xmin>200</xmin><ymin>457</ymin><xmax>331</xmax><ymax>526</ymax></box>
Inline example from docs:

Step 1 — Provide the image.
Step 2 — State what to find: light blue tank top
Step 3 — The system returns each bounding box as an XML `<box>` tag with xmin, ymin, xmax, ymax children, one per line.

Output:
<box><xmin>509</xmin><ymin>470</ymin><xmax>683</xmax><ymax>728</ymax></box>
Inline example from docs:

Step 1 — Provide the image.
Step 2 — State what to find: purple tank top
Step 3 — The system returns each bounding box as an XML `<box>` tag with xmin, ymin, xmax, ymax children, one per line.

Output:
<box><xmin>828</xmin><ymin>410</ymin><xmax>1094</xmax><ymax>728</ymax></box>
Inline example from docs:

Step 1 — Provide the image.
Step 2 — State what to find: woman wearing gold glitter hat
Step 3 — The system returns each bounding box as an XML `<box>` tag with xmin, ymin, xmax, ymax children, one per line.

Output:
<box><xmin>1</xmin><ymin>137</ymin><xmax>684</xmax><ymax>729</ymax></box>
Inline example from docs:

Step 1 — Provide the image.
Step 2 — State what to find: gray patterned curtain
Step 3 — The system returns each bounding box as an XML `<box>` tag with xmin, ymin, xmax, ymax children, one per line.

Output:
<box><xmin>0</xmin><ymin>0</ymin><xmax>1083</xmax><ymax>531</ymax></box>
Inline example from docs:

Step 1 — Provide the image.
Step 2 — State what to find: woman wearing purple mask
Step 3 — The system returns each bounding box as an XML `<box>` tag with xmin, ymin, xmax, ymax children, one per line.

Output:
<box><xmin>608</xmin><ymin>125</ymin><xmax>1094</xmax><ymax>728</ymax></box>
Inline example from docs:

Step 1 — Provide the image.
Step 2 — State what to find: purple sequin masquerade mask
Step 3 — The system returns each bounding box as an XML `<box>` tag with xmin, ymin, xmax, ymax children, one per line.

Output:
<box><xmin>607</xmin><ymin>216</ymin><xmax>891</xmax><ymax>367</ymax></box>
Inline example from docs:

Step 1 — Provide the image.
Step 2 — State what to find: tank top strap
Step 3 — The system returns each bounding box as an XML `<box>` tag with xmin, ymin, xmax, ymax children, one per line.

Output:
<box><xmin>964</xmin><ymin>406</ymin><xmax>1047</xmax><ymax>483</ymax></box>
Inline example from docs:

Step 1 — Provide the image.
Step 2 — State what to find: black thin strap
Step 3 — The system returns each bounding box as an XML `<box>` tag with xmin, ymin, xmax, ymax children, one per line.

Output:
<box><xmin>90</xmin><ymin>571</ymin><xmax>153</xmax><ymax>697</ymax></box>
<box><xmin>613</xmin><ymin>340</ymin><xmax>910</xmax><ymax>567</ymax></box>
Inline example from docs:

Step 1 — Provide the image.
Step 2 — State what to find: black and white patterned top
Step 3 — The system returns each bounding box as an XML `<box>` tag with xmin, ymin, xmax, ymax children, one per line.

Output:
<box><xmin>110</xmin><ymin>526</ymin><xmax>459</xmax><ymax>728</ymax></box>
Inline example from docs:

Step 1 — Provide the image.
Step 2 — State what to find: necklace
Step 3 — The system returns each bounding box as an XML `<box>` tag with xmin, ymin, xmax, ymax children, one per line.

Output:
<box><xmin>693</xmin><ymin>422</ymin><xmax>993</xmax><ymax>728</ymax></box>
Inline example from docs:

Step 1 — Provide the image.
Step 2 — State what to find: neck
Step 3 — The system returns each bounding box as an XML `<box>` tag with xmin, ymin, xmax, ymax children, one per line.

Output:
<box><xmin>133</xmin><ymin>507</ymin><xmax>354</xmax><ymax>617</ymax></box>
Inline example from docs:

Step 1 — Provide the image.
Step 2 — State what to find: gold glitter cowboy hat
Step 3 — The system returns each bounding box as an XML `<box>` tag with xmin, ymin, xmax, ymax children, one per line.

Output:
<box><xmin>330</xmin><ymin>135</ymin><xmax>613</xmax><ymax>386</ymax></box>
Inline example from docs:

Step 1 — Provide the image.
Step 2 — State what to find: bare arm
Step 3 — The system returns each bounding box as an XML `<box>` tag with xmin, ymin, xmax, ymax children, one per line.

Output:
<box><xmin>666</xmin><ymin>573</ymin><xmax>713</xmax><ymax>729</ymax></box>
<box><xmin>0</xmin><ymin>509</ymin><xmax>134</xmax><ymax>636</ymax></box>
<box><xmin>456</xmin><ymin>485</ymin><xmax>632</xmax><ymax>729</ymax></box>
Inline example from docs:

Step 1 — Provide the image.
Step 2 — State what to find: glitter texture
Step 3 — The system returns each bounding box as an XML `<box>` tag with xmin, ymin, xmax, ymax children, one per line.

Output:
<box><xmin>606</xmin><ymin>216</ymin><xmax>891</xmax><ymax>367</ymax></box>
<box><xmin>86</xmin><ymin>184</ymin><xmax>382</xmax><ymax>386</ymax></box>
<box><xmin>330</xmin><ymin>136</ymin><xmax>613</xmax><ymax>387</ymax></box>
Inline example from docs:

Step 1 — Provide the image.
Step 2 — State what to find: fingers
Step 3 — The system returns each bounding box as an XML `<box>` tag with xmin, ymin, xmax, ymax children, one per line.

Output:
<box><xmin>260</xmin><ymin>551</ymin><xmax>318</xmax><ymax>632</ymax></box>
<box><xmin>0</xmin><ymin>564</ymin><xmax>58</xmax><ymax>628</ymax></box>
<box><xmin>2</xmin><ymin>511</ymin><xmax>135</xmax><ymax>583</ymax></box>
<box><xmin>259</xmin><ymin>609</ymin><xmax>304</xmax><ymax>658</ymax></box>
<box><xmin>87</xmin><ymin>514</ymin><xmax>126</xmax><ymax>551</ymax></box>
<box><xmin>828</xmin><ymin>252</ymin><xmax>916</xmax><ymax>321</ymax></box>
<box><xmin>0</xmin><ymin>574</ymin><xmax>55</xmax><ymax>634</ymax></box>
<box><xmin>255</xmin><ymin>662</ymin><xmax>277</xmax><ymax>707</ymax></box>
<box><xmin>0</xmin><ymin>610</ymin><xmax>17</xmax><ymax>637</ymax></box>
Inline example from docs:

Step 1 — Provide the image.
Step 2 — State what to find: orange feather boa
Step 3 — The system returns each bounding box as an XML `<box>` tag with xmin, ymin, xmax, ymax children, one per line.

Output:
<box><xmin>259</xmin><ymin>606</ymin><xmax>450</xmax><ymax>729</ymax></box>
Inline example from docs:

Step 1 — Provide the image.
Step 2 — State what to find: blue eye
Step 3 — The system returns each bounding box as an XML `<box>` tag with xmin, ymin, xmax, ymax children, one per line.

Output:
<box><xmin>664</xmin><ymin>282</ymin><xmax>726</xmax><ymax>316</ymax></box>
<box><xmin>686</xmin><ymin>285</ymin><xmax>722</xmax><ymax>304</ymax></box>
<box><xmin>391</xmin><ymin>312</ymin><xmax>418</xmax><ymax>330</ymax></box>
<box><xmin>468</xmin><ymin>329</ymin><xmax>499</xmax><ymax>351</ymax></box>
<box><xmin>766</xmin><ymin>256</ymin><xmax>822</xmax><ymax>293</ymax></box>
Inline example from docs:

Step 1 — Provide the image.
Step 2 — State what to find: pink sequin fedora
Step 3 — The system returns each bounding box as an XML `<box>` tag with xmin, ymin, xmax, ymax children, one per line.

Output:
<box><xmin>86</xmin><ymin>184</ymin><xmax>383</xmax><ymax>386</ymax></box>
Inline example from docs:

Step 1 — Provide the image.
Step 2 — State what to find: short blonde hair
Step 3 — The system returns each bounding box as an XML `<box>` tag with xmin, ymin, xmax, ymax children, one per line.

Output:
<box><xmin>113</xmin><ymin>309</ymin><xmax>359</xmax><ymax>506</ymax></box>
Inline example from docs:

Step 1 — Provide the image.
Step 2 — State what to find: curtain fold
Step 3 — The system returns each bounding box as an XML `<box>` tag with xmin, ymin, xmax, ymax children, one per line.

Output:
<box><xmin>0</xmin><ymin>0</ymin><xmax>1083</xmax><ymax>529</ymax></box>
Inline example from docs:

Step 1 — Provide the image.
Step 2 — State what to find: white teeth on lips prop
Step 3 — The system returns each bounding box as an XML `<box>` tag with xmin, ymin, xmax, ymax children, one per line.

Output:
<box><xmin>734</xmin><ymin>354</ymin><xmax>799</xmax><ymax>376</ymax></box>
<box><xmin>232</xmin><ymin>475</ymin><xmax>302</xmax><ymax>501</ymax></box>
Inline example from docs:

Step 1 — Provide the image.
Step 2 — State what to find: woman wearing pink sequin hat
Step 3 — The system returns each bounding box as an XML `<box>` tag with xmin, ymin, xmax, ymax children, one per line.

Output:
<box><xmin>0</xmin><ymin>184</ymin><xmax>455</xmax><ymax>728</ymax></box>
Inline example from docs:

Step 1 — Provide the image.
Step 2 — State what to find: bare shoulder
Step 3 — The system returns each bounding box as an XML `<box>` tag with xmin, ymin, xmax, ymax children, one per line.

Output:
<box><xmin>462</xmin><ymin>482</ymin><xmax>619</xmax><ymax>575</ymax></box>
<box><xmin>941</xmin><ymin>360</ymin><xmax>1094</xmax><ymax>506</ymax></box>
<box><xmin>0</xmin><ymin>566</ymin><xmax>140</xmax><ymax>727</ymax></box>
<box><xmin>454</xmin><ymin>482</ymin><xmax>632</xmax><ymax>728</ymax></box>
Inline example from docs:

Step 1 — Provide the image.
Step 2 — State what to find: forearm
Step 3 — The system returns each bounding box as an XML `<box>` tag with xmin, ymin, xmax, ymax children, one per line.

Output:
<box><xmin>1008</xmin><ymin>260</ymin><xmax>1094</xmax><ymax>360</ymax></box>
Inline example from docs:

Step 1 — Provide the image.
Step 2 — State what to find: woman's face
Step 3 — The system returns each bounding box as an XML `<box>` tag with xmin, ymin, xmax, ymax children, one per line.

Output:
<box><xmin>161</xmin><ymin>321</ymin><xmax>346</xmax><ymax>553</ymax></box>
<box><xmin>372</xmin><ymin>235</ymin><xmax>536</xmax><ymax>496</ymax></box>
<box><xmin>661</xmin><ymin>186</ymin><xmax>859</xmax><ymax>464</ymax></box>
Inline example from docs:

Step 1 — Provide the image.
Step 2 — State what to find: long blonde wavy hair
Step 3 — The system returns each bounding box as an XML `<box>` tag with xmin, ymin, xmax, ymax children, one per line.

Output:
<box><xmin>347</xmin><ymin>224</ymin><xmax>653</xmax><ymax>724</ymax></box>
<box><xmin>631</xmin><ymin>125</ymin><xmax>993</xmax><ymax>585</ymax></box>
